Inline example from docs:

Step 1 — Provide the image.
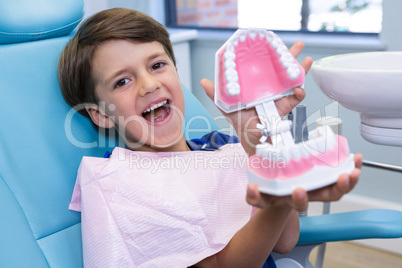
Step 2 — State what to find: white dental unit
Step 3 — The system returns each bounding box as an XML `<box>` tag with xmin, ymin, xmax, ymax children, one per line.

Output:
<box><xmin>311</xmin><ymin>51</ymin><xmax>402</xmax><ymax>172</ymax></box>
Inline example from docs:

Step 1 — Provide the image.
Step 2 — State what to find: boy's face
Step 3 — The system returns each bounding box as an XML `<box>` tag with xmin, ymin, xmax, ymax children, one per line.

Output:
<box><xmin>88</xmin><ymin>40</ymin><xmax>187</xmax><ymax>152</ymax></box>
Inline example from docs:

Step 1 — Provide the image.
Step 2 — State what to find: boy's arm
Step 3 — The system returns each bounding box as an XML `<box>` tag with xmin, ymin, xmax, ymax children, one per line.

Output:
<box><xmin>194</xmin><ymin>155</ymin><xmax>362</xmax><ymax>268</ymax></box>
<box><xmin>194</xmin><ymin>203</ymin><xmax>294</xmax><ymax>267</ymax></box>
<box><xmin>272</xmin><ymin>209</ymin><xmax>300</xmax><ymax>254</ymax></box>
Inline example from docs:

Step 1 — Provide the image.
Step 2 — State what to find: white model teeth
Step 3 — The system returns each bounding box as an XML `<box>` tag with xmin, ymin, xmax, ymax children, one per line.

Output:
<box><xmin>143</xmin><ymin>100</ymin><xmax>167</xmax><ymax>113</ymax></box>
<box><xmin>307</xmin><ymin>136</ymin><xmax>325</xmax><ymax>153</ymax></box>
<box><xmin>256</xmin><ymin>144</ymin><xmax>284</xmax><ymax>162</ymax></box>
<box><xmin>266</xmin><ymin>31</ymin><xmax>275</xmax><ymax>42</ymax></box>
<box><xmin>324</xmin><ymin>125</ymin><xmax>336</xmax><ymax>149</ymax></box>
<box><xmin>227</xmin><ymin>82</ymin><xmax>240</xmax><ymax>96</ymax></box>
<box><xmin>255</xmin><ymin>125</ymin><xmax>338</xmax><ymax>162</ymax></box>
<box><xmin>271</xmin><ymin>38</ymin><xmax>282</xmax><ymax>49</ymax></box>
<box><xmin>247</xmin><ymin>28</ymin><xmax>258</xmax><ymax>39</ymax></box>
<box><xmin>238</xmin><ymin>29</ymin><xmax>247</xmax><ymax>41</ymax></box>
<box><xmin>225</xmin><ymin>60</ymin><xmax>236</xmax><ymax>69</ymax></box>
<box><xmin>224</xmin><ymin>51</ymin><xmax>236</xmax><ymax>61</ymax></box>
<box><xmin>287</xmin><ymin>64</ymin><xmax>301</xmax><ymax>80</ymax></box>
<box><xmin>280</xmin><ymin>52</ymin><xmax>294</xmax><ymax>68</ymax></box>
<box><xmin>225</xmin><ymin>42</ymin><xmax>235</xmax><ymax>52</ymax></box>
<box><xmin>225</xmin><ymin>69</ymin><xmax>238</xmax><ymax>82</ymax></box>
<box><xmin>222</xmin><ymin>29</ymin><xmax>302</xmax><ymax>97</ymax></box>
<box><xmin>276</xmin><ymin>45</ymin><xmax>288</xmax><ymax>56</ymax></box>
<box><xmin>258</xmin><ymin>28</ymin><xmax>267</xmax><ymax>38</ymax></box>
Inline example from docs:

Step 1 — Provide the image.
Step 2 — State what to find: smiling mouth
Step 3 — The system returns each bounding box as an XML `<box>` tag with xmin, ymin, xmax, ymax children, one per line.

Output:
<box><xmin>142</xmin><ymin>100</ymin><xmax>171</xmax><ymax>123</ymax></box>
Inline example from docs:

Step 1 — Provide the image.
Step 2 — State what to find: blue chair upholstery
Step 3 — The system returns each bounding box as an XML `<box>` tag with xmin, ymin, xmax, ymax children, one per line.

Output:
<box><xmin>0</xmin><ymin>1</ymin><xmax>218</xmax><ymax>267</ymax></box>
<box><xmin>1</xmin><ymin>1</ymin><xmax>401</xmax><ymax>267</ymax></box>
<box><xmin>298</xmin><ymin>209</ymin><xmax>402</xmax><ymax>245</ymax></box>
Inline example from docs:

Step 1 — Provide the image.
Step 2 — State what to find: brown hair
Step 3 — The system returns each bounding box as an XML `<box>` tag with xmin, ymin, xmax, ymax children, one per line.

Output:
<box><xmin>58</xmin><ymin>8</ymin><xmax>176</xmax><ymax>117</ymax></box>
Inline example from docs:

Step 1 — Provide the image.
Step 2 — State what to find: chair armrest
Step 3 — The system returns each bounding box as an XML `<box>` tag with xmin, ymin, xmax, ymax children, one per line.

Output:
<box><xmin>297</xmin><ymin>209</ymin><xmax>402</xmax><ymax>245</ymax></box>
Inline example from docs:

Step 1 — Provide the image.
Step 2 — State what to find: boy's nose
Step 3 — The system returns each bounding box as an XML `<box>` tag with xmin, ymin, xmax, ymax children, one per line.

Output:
<box><xmin>138</xmin><ymin>73</ymin><xmax>160</xmax><ymax>96</ymax></box>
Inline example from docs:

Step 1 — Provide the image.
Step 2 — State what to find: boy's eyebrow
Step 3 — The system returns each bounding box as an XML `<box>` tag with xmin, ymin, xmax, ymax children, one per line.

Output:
<box><xmin>105</xmin><ymin>69</ymin><xmax>130</xmax><ymax>85</ymax></box>
<box><xmin>104</xmin><ymin>52</ymin><xmax>167</xmax><ymax>85</ymax></box>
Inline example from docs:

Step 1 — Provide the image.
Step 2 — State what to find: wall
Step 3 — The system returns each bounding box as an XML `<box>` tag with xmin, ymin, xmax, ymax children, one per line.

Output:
<box><xmin>175</xmin><ymin>0</ymin><xmax>238</xmax><ymax>27</ymax></box>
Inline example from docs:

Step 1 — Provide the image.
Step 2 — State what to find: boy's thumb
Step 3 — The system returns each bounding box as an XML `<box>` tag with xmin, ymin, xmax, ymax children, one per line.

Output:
<box><xmin>200</xmin><ymin>78</ymin><xmax>215</xmax><ymax>100</ymax></box>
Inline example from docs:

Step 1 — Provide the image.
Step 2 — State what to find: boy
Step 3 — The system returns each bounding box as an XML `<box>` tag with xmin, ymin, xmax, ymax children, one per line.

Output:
<box><xmin>59</xmin><ymin>8</ymin><xmax>362</xmax><ymax>267</ymax></box>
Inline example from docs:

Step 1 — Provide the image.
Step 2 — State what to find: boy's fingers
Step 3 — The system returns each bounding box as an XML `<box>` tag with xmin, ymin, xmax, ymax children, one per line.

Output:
<box><xmin>309</xmin><ymin>174</ymin><xmax>351</xmax><ymax>202</ymax></box>
<box><xmin>288</xmin><ymin>87</ymin><xmax>306</xmax><ymax>108</ymax></box>
<box><xmin>336</xmin><ymin>174</ymin><xmax>351</xmax><ymax>193</ymax></box>
<box><xmin>246</xmin><ymin>183</ymin><xmax>262</xmax><ymax>207</ymax></box>
<box><xmin>348</xmin><ymin>168</ymin><xmax>360</xmax><ymax>192</ymax></box>
<box><xmin>289</xmin><ymin>40</ymin><xmax>313</xmax><ymax>75</ymax></box>
<box><xmin>300</xmin><ymin>56</ymin><xmax>314</xmax><ymax>75</ymax></box>
<box><xmin>200</xmin><ymin>78</ymin><xmax>215</xmax><ymax>100</ymax></box>
<box><xmin>292</xmin><ymin>188</ymin><xmax>308</xmax><ymax>212</ymax></box>
<box><xmin>354</xmin><ymin>153</ymin><xmax>363</xmax><ymax>169</ymax></box>
<box><xmin>289</xmin><ymin>41</ymin><xmax>304</xmax><ymax>59</ymax></box>
<box><xmin>275</xmin><ymin>87</ymin><xmax>305</xmax><ymax>117</ymax></box>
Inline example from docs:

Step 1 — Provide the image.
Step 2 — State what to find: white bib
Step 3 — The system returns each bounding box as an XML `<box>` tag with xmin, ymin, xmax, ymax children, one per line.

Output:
<box><xmin>70</xmin><ymin>144</ymin><xmax>252</xmax><ymax>267</ymax></box>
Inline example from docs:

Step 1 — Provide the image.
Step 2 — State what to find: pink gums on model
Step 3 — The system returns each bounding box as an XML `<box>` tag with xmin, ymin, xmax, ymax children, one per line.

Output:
<box><xmin>248</xmin><ymin>135</ymin><xmax>350</xmax><ymax>180</ymax></box>
<box><xmin>217</xmin><ymin>32</ymin><xmax>305</xmax><ymax>108</ymax></box>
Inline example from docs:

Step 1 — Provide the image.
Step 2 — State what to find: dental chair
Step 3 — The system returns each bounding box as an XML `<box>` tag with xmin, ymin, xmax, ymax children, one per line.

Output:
<box><xmin>0</xmin><ymin>0</ymin><xmax>401</xmax><ymax>267</ymax></box>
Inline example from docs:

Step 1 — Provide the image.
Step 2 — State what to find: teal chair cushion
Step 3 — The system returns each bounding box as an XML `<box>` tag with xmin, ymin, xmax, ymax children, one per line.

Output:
<box><xmin>0</xmin><ymin>33</ymin><xmax>219</xmax><ymax>267</ymax></box>
<box><xmin>0</xmin><ymin>0</ymin><xmax>84</xmax><ymax>44</ymax></box>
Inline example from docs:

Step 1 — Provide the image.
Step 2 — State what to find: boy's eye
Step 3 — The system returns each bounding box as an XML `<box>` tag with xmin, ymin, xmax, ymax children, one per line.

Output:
<box><xmin>114</xmin><ymin>78</ymin><xmax>129</xmax><ymax>88</ymax></box>
<box><xmin>151</xmin><ymin>62</ymin><xmax>165</xmax><ymax>70</ymax></box>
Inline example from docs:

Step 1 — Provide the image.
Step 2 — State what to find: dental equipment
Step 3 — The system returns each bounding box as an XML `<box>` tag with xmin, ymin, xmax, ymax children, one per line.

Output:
<box><xmin>311</xmin><ymin>51</ymin><xmax>402</xmax><ymax>173</ymax></box>
<box><xmin>215</xmin><ymin>28</ymin><xmax>355</xmax><ymax>196</ymax></box>
<box><xmin>311</xmin><ymin>52</ymin><xmax>402</xmax><ymax>147</ymax></box>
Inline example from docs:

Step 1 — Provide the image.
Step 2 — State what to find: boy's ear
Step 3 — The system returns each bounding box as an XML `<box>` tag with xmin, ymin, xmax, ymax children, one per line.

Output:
<box><xmin>85</xmin><ymin>104</ymin><xmax>115</xmax><ymax>129</ymax></box>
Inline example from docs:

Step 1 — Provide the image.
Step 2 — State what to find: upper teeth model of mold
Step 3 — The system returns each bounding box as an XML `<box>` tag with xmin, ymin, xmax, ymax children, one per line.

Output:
<box><xmin>215</xmin><ymin>28</ymin><xmax>355</xmax><ymax>196</ymax></box>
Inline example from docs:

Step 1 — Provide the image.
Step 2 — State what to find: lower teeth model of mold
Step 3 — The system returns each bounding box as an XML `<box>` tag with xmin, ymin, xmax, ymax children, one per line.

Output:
<box><xmin>215</xmin><ymin>28</ymin><xmax>355</xmax><ymax>196</ymax></box>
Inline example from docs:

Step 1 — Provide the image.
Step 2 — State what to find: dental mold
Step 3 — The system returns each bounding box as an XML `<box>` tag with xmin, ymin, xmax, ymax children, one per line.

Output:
<box><xmin>215</xmin><ymin>28</ymin><xmax>355</xmax><ymax>196</ymax></box>
<box><xmin>247</xmin><ymin>126</ymin><xmax>354</xmax><ymax>196</ymax></box>
<box><xmin>215</xmin><ymin>28</ymin><xmax>305</xmax><ymax>113</ymax></box>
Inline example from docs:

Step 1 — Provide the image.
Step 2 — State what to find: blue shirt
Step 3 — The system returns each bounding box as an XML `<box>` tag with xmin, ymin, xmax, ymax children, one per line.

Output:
<box><xmin>187</xmin><ymin>131</ymin><xmax>239</xmax><ymax>151</ymax></box>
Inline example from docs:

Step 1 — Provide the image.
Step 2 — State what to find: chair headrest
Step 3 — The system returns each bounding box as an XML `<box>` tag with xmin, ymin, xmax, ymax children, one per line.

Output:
<box><xmin>0</xmin><ymin>0</ymin><xmax>84</xmax><ymax>44</ymax></box>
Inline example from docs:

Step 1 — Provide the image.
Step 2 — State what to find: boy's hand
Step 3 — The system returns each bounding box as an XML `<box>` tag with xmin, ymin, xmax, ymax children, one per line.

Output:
<box><xmin>246</xmin><ymin>154</ymin><xmax>363</xmax><ymax>212</ymax></box>
<box><xmin>200</xmin><ymin>41</ymin><xmax>313</xmax><ymax>155</ymax></box>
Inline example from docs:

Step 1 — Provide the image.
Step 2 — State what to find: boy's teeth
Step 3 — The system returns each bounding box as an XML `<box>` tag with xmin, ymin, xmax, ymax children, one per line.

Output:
<box><xmin>222</xmin><ymin>29</ymin><xmax>303</xmax><ymax>97</ymax></box>
<box><xmin>144</xmin><ymin>100</ymin><xmax>167</xmax><ymax>113</ymax></box>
